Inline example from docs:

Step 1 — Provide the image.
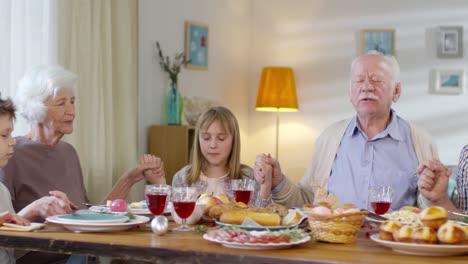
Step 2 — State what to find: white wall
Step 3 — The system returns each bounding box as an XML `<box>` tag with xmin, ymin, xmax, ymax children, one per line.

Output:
<box><xmin>246</xmin><ymin>0</ymin><xmax>468</xmax><ymax>183</ymax></box>
<box><xmin>139</xmin><ymin>0</ymin><xmax>468</xmax><ymax>184</ymax></box>
<box><xmin>138</xmin><ymin>0</ymin><xmax>251</xmax><ymax>163</ymax></box>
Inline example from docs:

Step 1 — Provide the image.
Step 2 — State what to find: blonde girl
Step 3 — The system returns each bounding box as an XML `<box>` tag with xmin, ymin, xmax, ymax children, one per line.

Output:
<box><xmin>172</xmin><ymin>106</ymin><xmax>272</xmax><ymax>207</ymax></box>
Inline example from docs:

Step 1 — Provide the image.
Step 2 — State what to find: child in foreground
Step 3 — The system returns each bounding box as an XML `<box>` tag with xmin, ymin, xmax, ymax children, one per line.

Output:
<box><xmin>0</xmin><ymin>97</ymin><xmax>29</xmax><ymax>264</ymax></box>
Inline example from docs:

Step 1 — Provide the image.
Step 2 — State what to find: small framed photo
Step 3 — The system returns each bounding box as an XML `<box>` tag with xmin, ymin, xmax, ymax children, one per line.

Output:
<box><xmin>185</xmin><ymin>21</ymin><xmax>208</xmax><ymax>70</ymax></box>
<box><xmin>363</xmin><ymin>29</ymin><xmax>395</xmax><ymax>56</ymax></box>
<box><xmin>433</xmin><ymin>69</ymin><xmax>465</xmax><ymax>94</ymax></box>
<box><xmin>437</xmin><ymin>26</ymin><xmax>463</xmax><ymax>58</ymax></box>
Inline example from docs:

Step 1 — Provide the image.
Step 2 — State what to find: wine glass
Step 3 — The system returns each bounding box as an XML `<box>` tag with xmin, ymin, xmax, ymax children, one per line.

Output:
<box><xmin>145</xmin><ymin>184</ymin><xmax>171</xmax><ymax>216</ymax></box>
<box><xmin>231</xmin><ymin>178</ymin><xmax>255</xmax><ymax>204</ymax></box>
<box><xmin>171</xmin><ymin>187</ymin><xmax>198</xmax><ymax>231</ymax></box>
<box><xmin>369</xmin><ymin>186</ymin><xmax>393</xmax><ymax>215</ymax></box>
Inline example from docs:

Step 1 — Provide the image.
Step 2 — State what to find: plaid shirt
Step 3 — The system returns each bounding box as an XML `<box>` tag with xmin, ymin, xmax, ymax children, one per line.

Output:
<box><xmin>457</xmin><ymin>144</ymin><xmax>468</xmax><ymax>212</ymax></box>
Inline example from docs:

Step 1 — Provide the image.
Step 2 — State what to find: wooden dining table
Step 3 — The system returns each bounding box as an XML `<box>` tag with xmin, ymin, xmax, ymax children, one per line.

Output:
<box><xmin>0</xmin><ymin>222</ymin><xmax>466</xmax><ymax>264</ymax></box>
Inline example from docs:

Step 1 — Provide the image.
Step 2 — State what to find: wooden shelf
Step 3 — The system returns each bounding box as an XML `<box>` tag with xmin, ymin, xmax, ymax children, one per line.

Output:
<box><xmin>148</xmin><ymin>125</ymin><xmax>195</xmax><ymax>184</ymax></box>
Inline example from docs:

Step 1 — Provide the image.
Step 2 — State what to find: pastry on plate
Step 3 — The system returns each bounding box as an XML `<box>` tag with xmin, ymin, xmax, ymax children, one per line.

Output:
<box><xmin>282</xmin><ymin>209</ymin><xmax>303</xmax><ymax>226</ymax></box>
<box><xmin>392</xmin><ymin>225</ymin><xmax>413</xmax><ymax>243</ymax></box>
<box><xmin>419</xmin><ymin>206</ymin><xmax>448</xmax><ymax>229</ymax></box>
<box><xmin>437</xmin><ymin>222</ymin><xmax>466</xmax><ymax>245</ymax></box>
<box><xmin>411</xmin><ymin>226</ymin><xmax>438</xmax><ymax>244</ymax></box>
<box><xmin>266</xmin><ymin>203</ymin><xmax>289</xmax><ymax>217</ymax></box>
<box><xmin>208</xmin><ymin>204</ymin><xmax>240</xmax><ymax>219</ymax></box>
<box><xmin>379</xmin><ymin>220</ymin><xmax>401</xmax><ymax>241</ymax></box>
<box><xmin>219</xmin><ymin>210</ymin><xmax>281</xmax><ymax>226</ymax></box>
<box><xmin>463</xmin><ymin>225</ymin><xmax>468</xmax><ymax>244</ymax></box>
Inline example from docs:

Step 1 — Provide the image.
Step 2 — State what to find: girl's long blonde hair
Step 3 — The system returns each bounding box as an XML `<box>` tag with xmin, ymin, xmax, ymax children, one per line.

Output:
<box><xmin>186</xmin><ymin>106</ymin><xmax>241</xmax><ymax>185</ymax></box>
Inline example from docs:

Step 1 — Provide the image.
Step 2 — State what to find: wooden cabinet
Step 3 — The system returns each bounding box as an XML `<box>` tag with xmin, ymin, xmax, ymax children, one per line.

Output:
<box><xmin>148</xmin><ymin>125</ymin><xmax>195</xmax><ymax>184</ymax></box>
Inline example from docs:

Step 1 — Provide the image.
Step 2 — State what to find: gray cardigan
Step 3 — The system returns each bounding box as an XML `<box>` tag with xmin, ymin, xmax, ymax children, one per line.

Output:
<box><xmin>273</xmin><ymin>117</ymin><xmax>438</xmax><ymax>208</ymax></box>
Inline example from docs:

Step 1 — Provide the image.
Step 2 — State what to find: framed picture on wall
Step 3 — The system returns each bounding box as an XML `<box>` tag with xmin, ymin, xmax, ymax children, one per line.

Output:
<box><xmin>437</xmin><ymin>26</ymin><xmax>463</xmax><ymax>58</ymax></box>
<box><xmin>432</xmin><ymin>69</ymin><xmax>465</xmax><ymax>94</ymax></box>
<box><xmin>185</xmin><ymin>21</ymin><xmax>208</xmax><ymax>70</ymax></box>
<box><xmin>363</xmin><ymin>29</ymin><xmax>395</xmax><ymax>56</ymax></box>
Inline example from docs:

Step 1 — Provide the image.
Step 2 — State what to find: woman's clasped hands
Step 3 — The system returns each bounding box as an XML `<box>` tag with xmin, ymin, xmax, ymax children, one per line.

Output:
<box><xmin>125</xmin><ymin>154</ymin><xmax>166</xmax><ymax>185</ymax></box>
<box><xmin>20</xmin><ymin>190</ymin><xmax>78</xmax><ymax>219</ymax></box>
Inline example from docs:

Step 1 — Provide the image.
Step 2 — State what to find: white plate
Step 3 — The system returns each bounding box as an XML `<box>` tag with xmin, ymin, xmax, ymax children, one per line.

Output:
<box><xmin>203</xmin><ymin>231</ymin><xmax>310</xmax><ymax>250</ymax></box>
<box><xmin>370</xmin><ymin>234</ymin><xmax>468</xmax><ymax>256</ymax></box>
<box><xmin>366</xmin><ymin>217</ymin><xmax>468</xmax><ymax>227</ymax></box>
<box><xmin>47</xmin><ymin>215</ymin><xmax>150</xmax><ymax>233</ymax></box>
<box><xmin>89</xmin><ymin>205</ymin><xmax>163</xmax><ymax>216</ymax></box>
<box><xmin>203</xmin><ymin>233</ymin><xmax>311</xmax><ymax>250</ymax></box>
<box><xmin>55</xmin><ymin>213</ymin><xmax>129</xmax><ymax>224</ymax></box>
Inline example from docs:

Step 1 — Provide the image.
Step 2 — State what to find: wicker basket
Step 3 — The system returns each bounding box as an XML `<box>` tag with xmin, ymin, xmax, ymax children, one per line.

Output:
<box><xmin>306</xmin><ymin>211</ymin><xmax>368</xmax><ymax>243</ymax></box>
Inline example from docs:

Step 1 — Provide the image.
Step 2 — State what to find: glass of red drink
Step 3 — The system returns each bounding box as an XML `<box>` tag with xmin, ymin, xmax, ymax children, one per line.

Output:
<box><xmin>369</xmin><ymin>186</ymin><xmax>393</xmax><ymax>215</ymax></box>
<box><xmin>145</xmin><ymin>184</ymin><xmax>171</xmax><ymax>216</ymax></box>
<box><xmin>231</xmin><ymin>178</ymin><xmax>255</xmax><ymax>205</ymax></box>
<box><xmin>171</xmin><ymin>187</ymin><xmax>198</xmax><ymax>231</ymax></box>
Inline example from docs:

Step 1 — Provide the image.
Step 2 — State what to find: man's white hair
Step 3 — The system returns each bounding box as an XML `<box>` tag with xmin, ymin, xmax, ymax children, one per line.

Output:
<box><xmin>350</xmin><ymin>50</ymin><xmax>401</xmax><ymax>85</ymax></box>
<box><xmin>15</xmin><ymin>64</ymin><xmax>78</xmax><ymax>125</ymax></box>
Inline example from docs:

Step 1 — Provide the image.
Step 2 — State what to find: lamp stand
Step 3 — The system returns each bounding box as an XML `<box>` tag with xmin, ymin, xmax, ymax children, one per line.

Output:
<box><xmin>275</xmin><ymin>110</ymin><xmax>279</xmax><ymax>161</ymax></box>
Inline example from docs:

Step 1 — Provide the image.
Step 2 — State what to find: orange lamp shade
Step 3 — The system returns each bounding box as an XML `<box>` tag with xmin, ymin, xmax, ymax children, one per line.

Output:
<box><xmin>255</xmin><ymin>67</ymin><xmax>298</xmax><ymax>112</ymax></box>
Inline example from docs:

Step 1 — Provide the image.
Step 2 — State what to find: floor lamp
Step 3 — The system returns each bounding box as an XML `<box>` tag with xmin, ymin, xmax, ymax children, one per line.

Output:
<box><xmin>255</xmin><ymin>67</ymin><xmax>298</xmax><ymax>160</ymax></box>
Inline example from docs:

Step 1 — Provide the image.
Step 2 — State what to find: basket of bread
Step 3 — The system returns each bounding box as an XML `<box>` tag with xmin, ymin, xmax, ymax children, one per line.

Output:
<box><xmin>379</xmin><ymin>206</ymin><xmax>468</xmax><ymax>244</ymax></box>
<box><xmin>197</xmin><ymin>193</ymin><xmax>304</xmax><ymax>227</ymax></box>
<box><xmin>304</xmin><ymin>201</ymin><xmax>368</xmax><ymax>243</ymax></box>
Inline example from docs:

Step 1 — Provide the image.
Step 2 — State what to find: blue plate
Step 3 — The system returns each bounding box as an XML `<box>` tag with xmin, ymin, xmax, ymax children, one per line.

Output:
<box><xmin>56</xmin><ymin>213</ymin><xmax>129</xmax><ymax>224</ymax></box>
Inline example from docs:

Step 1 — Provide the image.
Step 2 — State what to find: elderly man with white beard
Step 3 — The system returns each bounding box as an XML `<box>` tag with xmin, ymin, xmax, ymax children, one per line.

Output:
<box><xmin>254</xmin><ymin>51</ymin><xmax>438</xmax><ymax>212</ymax></box>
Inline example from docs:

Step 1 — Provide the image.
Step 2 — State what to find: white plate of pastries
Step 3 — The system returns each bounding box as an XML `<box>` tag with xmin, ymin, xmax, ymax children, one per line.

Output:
<box><xmin>371</xmin><ymin>206</ymin><xmax>468</xmax><ymax>256</ymax></box>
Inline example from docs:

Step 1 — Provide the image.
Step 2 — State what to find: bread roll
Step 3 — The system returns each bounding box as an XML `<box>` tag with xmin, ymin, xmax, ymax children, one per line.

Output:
<box><xmin>208</xmin><ymin>204</ymin><xmax>240</xmax><ymax>219</ymax></box>
<box><xmin>282</xmin><ymin>209</ymin><xmax>303</xmax><ymax>226</ymax></box>
<box><xmin>463</xmin><ymin>225</ymin><xmax>468</xmax><ymax>244</ymax></box>
<box><xmin>411</xmin><ymin>227</ymin><xmax>438</xmax><ymax>244</ymax></box>
<box><xmin>419</xmin><ymin>206</ymin><xmax>448</xmax><ymax>229</ymax></box>
<box><xmin>243</xmin><ymin>206</ymin><xmax>271</xmax><ymax>214</ymax></box>
<box><xmin>393</xmin><ymin>225</ymin><xmax>413</xmax><ymax>243</ymax></box>
<box><xmin>379</xmin><ymin>220</ymin><xmax>401</xmax><ymax>241</ymax></box>
<box><xmin>437</xmin><ymin>222</ymin><xmax>466</xmax><ymax>244</ymax></box>
<box><xmin>220</xmin><ymin>211</ymin><xmax>281</xmax><ymax>226</ymax></box>
<box><xmin>266</xmin><ymin>203</ymin><xmax>289</xmax><ymax>217</ymax></box>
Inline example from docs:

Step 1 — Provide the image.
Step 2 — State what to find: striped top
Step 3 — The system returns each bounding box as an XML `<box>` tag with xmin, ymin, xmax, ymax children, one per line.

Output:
<box><xmin>457</xmin><ymin>144</ymin><xmax>468</xmax><ymax>212</ymax></box>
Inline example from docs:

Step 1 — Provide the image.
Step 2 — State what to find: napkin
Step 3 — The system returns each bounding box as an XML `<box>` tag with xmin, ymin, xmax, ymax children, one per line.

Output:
<box><xmin>242</xmin><ymin>217</ymin><xmax>262</xmax><ymax>226</ymax></box>
<box><xmin>0</xmin><ymin>222</ymin><xmax>45</xmax><ymax>232</ymax></box>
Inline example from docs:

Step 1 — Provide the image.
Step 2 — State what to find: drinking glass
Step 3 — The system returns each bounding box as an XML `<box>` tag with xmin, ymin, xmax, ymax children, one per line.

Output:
<box><xmin>171</xmin><ymin>187</ymin><xmax>198</xmax><ymax>231</ymax></box>
<box><xmin>231</xmin><ymin>178</ymin><xmax>255</xmax><ymax>204</ymax></box>
<box><xmin>145</xmin><ymin>184</ymin><xmax>171</xmax><ymax>216</ymax></box>
<box><xmin>369</xmin><ymin>186</ymin><xmax>393</xmax><ymax>215</ymax></box>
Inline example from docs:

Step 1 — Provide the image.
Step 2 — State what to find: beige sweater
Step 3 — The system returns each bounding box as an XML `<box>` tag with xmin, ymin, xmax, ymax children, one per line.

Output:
<box><xmin>273</xmin><ymin>118</ymin><xmax>438</xmax><ymax>208</ymax></box>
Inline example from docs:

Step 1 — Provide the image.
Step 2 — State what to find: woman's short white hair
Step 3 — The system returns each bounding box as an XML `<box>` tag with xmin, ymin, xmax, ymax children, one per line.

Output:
<box><xmin>15</xmin><ymin>64</ymin><xmax>78</xmax><ymax>124</ymax></box>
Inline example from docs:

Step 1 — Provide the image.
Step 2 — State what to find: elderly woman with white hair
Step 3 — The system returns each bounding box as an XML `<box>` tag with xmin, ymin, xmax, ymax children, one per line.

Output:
<box><xmin>0</xmin><ymin>64</ymin><xmax>165</xmax><ymax>264</ymax></box>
